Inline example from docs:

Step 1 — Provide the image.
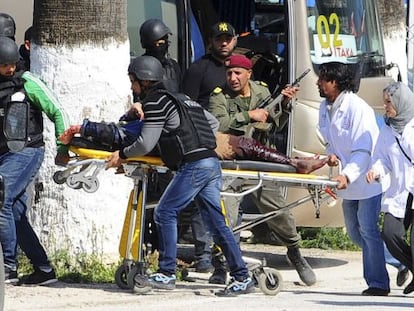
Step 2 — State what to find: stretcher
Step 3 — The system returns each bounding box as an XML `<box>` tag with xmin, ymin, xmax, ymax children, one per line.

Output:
<box><xmin>53</xmin><ymin>144</ymin><xmax>338</xmax><ymax>295</ymax></box>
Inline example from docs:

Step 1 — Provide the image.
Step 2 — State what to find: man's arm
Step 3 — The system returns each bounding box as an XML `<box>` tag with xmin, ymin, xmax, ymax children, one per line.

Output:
<box><xmin>203</xmin><ymin>109</ymin><xmax>219</xmax><ymax>134</ymax></box>
<box><xmin>22</xmin><ymin>71</ymin><xmax>70</xmax><ymax>154</ymax></box>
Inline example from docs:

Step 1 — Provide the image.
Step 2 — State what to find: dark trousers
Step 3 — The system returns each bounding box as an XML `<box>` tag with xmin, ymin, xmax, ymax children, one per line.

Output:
<box><xmin>382</xmin><ymin>212</ymin><xmax>414</xmax><ymax>272</ymax></box>
<box><xmin>188</xmin><ymin>204</ymin><xmax>212</xmax><ymax>263</ymax></box>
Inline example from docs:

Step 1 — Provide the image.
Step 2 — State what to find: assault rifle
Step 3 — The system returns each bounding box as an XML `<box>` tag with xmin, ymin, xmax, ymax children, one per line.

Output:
<box><xmin>256</xmin><ymin>68</ymin><xmax>311</xmax><ymax>119</ymax></box>
<box><xmin>245</xmin><ymin>68</ymin><xmax>311</xmax><ymax>143</ymax></box>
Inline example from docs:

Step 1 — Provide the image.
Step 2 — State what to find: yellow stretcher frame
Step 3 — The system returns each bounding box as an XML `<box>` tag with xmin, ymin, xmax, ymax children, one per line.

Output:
<box><xmin>54</xmin><ymin>146</ymin><xmax>338</xmax><ymax>292</ymax></box>
<box><xmin>56</xmin><ymin>146</ymin><xmax>338</xmax><ymax>251</ymax></box>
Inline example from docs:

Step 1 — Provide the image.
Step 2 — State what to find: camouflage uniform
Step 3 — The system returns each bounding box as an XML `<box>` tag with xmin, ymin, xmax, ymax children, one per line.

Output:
<box><xmin>208</xmin><ymin>80</ymin><xmax>300</xmax><ymax>247</ymax></box>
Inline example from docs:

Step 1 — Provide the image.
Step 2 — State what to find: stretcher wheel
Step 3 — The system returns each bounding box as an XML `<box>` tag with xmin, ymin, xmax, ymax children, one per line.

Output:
<box><xmin>257</xmin><ymin>268</ymin><xmax>282</xmax><ymax>295</ymax></box>
<box><xmin>132</xmin><ymin>274</ymin><xmax>152</xmax><ymax>295</ymax></box>
<box><xmin>82</xmin><ymin>179</ymin><xmax>99</xmax><ymax>193</ymax></box>
<box><xmin>126</xmin><ymin>265</ymin><xmax>139</xmax><ymax>289</ymax></box>
<box><xmin>66</xmin><ymin>175</ymin><xmax>82</xmax><ymax>189</ymax></box>
<box><xmin>115</xmin><ymin>265</ymin><xmax>132</xmax><ymax>290</ymax></box>
<box><xmin>127</xmin><ymin>266</ymin><xmax>152</xmax><ymax>294</ymax></box>
<box><xmin>53</xmin><ymin>171</ymin><xmax>67</xmax><ymax>184</ymax></box>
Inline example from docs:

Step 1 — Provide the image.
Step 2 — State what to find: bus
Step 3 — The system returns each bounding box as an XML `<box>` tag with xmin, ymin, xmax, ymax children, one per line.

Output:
<box><xmin>408</xmin><ymin>0</ymin><xmax>414</xmax><ymax>90</ymax></box>
<box><xmin>128</xmin><ymin>0</ymin><xmax>393</xmax><ymax>226</ymax></box>
<box><xmin>1</xmin><ymin>0</ymin><xmax>394</xmax><ymax>227</ymax></box>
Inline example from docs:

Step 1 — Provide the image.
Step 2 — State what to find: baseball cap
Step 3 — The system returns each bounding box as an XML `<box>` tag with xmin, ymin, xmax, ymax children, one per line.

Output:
<box><xmin>210</xmin><ymin>22</ymin><xmax>236</xmax><ymax>38</ymax></box>
<box><xmin>225</xmin><ymin>54</ymin><xmax>253</xmax><ymax>70</ymax></box>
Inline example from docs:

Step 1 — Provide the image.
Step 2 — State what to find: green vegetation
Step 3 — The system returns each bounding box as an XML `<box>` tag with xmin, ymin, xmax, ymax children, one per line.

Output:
<box><xmin>18</xmin><ymin>250</ymin><xmax>118</xmax><ymax>283</ymax></box>
<box><xmin>17</xmin><ymin>226</ymin><xmax>359</xmax><ymax>283</ymax></box>
<box><xmin>298</xmin><ymin>227</ymin><xmax>360</xmax><ymax>251</ymax></box>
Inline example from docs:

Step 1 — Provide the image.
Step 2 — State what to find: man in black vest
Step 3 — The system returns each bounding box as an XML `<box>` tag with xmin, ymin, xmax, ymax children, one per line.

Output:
<box><xmin>105</xmin><ymin>55</ymin><xmax>254</xmax><ymax>295</ymax></box>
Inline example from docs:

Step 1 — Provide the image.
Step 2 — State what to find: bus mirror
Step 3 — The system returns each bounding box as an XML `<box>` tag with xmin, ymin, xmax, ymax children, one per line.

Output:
<box><xmin>3</xmin><ymin>101</ymin><xmax>29</xmax><ymax>152</ymax></box>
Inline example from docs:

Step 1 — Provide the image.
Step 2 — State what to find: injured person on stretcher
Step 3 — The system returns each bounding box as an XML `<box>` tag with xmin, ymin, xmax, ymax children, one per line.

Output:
<box><xmin>59</xmin><ymin>118</ymin><xmax>327</xmax><ymax>174</ymax></box>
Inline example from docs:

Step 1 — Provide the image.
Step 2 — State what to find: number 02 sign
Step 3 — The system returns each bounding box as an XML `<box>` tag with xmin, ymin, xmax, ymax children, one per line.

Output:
<box><xmin>312</xmin><ymin>13</ymin><xmax>357</xmax><ymax>63</ymax></box>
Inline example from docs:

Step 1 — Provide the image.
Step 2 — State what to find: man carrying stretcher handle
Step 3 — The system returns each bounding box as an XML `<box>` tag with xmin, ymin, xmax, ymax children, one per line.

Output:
<box><xmin>98</xmin><ymin>55</ymin><xmax>254</xmax><ymax>295</ymax></box>
<box><xmin>59</xmin><ymin>55</ymin><xmax>326</xmax><ymax>292</ymax></box>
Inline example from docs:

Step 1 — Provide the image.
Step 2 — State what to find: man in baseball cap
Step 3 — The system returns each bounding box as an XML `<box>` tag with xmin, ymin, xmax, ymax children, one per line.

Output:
<box><xmin>210</xmin><ymin>22</ymin><xmax>236</xmax><ymax>38</ymax></box>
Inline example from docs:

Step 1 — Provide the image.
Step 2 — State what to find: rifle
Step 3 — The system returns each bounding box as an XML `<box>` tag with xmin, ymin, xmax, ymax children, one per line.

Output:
<box><xmin>256</xmin><ymin>68</ymin><xmax>311</xmax><ymax>117</ymax></box>
<box><xmin>245</xmin><ymin>68</ymin><xmax>311</xmax><ymax>144</ymax></box>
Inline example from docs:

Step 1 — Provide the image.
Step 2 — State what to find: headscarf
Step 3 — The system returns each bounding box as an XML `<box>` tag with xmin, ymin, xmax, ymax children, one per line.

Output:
<box><xmin>383</xmin><ymin>81</ymin><xmax>414</xmax><ymax>134</ymax></box>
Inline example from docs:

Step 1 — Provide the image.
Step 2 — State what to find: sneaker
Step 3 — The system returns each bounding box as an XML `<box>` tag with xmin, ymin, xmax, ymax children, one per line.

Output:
<box><xmin>397</xmin><ymin>267</ymin><xmax>410</xmax><ymax>287</ymax></box>
<box><xmin>208</xmin><ymin>268</ymin><xmax>227</xmax><ymax>284</ymax></box>
<box><xmin>5</xmin><ymin>267</ymin><xmax>18</xmax><ymax>284</ymax></box>
<box><xmin>147</xmin><ymin>272</ymin><xmax>176</xmax><ymax>290</ymax></box>
<box><xmin>361</xmin><ymin>287</ymin><xmax>390</xmax><ymax>296</ymax></box>
<box><xmin>19</xmin><ymin>269</ymin><xmax>58</xmax><ymax>286</ymax></box>
<box><xmin>218</xmin><ymin>277</ymin><xmax>255</xmax><ymax>296</ymax></box>
<box><xmin>286</xmin><ymin>246</ymin><xmax>316</xmax><ymax>286</ymax></box>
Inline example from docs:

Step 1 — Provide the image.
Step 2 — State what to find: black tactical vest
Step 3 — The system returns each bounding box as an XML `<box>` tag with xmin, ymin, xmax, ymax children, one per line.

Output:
<box><xmin>0</xmin><ymin>73</ymin><xmax>43</xmax><ymax>154</ymax></box>
<box><xmin>157</xmin><ymin>90</ymin><xmax>216</xmax><ymax>170</ymax></box>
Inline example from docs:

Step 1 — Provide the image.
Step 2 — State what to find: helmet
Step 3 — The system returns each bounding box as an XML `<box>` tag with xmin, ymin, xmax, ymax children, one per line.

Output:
<box><xmin>139</xmin><ymin>19</ymin><xmax>171</xmax><ymax>49</ymax></box>
<box><xmin>0</xmin><ymin>36</ymin><xmax>19</xmax><ymax>65</ymax></box>
<box><xmin>0</xmin><ymin>13</ymin><xmax>16</xmax><ymax>38</ymax></box>
<box><xmin>128</xmin><ymin>56</ymin><xmax>163</xmax><ymax>81</ymax></box>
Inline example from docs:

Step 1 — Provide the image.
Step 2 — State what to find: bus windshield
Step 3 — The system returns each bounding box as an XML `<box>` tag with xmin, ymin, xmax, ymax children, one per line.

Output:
<box><xmin>307</xmin><ymin>0</ymin><xmax>386</xmax><ymax>77</ymax></box>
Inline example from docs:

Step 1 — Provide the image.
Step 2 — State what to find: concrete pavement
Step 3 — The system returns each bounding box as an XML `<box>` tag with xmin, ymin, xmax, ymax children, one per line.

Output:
<box><xmin>5</xmin><ymin>244</ymin><xmax>414</xmax><ymax>311</ymax></box>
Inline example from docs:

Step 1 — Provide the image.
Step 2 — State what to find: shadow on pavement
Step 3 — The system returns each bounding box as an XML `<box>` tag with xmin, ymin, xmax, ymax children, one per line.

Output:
<box><xmin>177</xmin><ymin>244</ymin><xmax>348</xmax><ymax>270</ymax></box>
<box><xmin>242</xmin><ymin>250</ymin><xmax>348</xmax><ymax>270</ymax></box>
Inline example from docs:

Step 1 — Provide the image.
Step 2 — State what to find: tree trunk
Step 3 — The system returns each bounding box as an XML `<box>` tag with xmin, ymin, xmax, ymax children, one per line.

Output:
<box><xmin>33</xmin><ymin>0</ymin><xmax>127</xmax><ymax>45</ymax></box>
<box><xmin>29</xmin><ymin>0</ymin><xmax>132</xmax><ymax>259</ymax></box>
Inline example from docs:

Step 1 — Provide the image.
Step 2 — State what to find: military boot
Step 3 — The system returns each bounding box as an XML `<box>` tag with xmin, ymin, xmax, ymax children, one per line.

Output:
<box><xmin>286</xmin><ymin>246</ymin><xmax>316</xmax><ymax>286</ymax></box>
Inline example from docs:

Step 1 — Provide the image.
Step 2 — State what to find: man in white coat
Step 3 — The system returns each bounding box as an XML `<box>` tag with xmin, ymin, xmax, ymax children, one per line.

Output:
<box><xmin>317</xmin><ymin>61</ymin><xmax>390</xmax><ymax>296</ymax></box>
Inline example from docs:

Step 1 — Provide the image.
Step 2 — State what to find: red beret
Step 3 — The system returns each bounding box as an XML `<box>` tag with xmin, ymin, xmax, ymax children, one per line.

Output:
<box><xmin>225</xmin><ymin>54</ymin><xmax>253</xmax><ymax>70</ymax></box>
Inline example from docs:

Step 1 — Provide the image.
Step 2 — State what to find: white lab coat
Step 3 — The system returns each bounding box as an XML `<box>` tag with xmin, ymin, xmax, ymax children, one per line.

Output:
<box><xmin>401</xmin><ymin>117</ymin><xmax>414</xmax><ymax>208</ymax></box>
<box><xmin>371</xmin><ymin>125</ymin><xmax>409</xmax><ymax>218</ymax></box>
<box><xmin>318</xmin><ymin>91</ymin><xmax>382</xmax><ymax>200</ymax></box>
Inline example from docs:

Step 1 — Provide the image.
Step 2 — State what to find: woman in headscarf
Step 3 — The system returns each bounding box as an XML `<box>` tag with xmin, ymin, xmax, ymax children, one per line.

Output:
<box><xmin>366</xmin><ymin>81</ymin><xmax>414</xmax><ymax>295</ymax></box>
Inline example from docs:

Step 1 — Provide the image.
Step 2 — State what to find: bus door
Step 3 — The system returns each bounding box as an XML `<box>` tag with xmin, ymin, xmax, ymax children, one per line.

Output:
<box><xmin>408</xmin><ymin>0</ymin><xmax>414</xmax><ymax>90</ymax></box>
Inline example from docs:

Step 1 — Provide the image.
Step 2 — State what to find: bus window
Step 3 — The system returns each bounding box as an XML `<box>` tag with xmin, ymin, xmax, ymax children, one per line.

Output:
<box><xmin>127</xmin><ymin>0</ymin><xmax>179</xmax><ymax>61</ymax></box>
<box><xmin>307</xmin><ymin>0</ymin><xmax>386</xmax><ymax>79</ymax></box>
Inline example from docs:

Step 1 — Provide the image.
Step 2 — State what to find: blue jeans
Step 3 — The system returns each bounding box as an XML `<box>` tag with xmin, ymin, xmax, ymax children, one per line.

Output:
<box><xmin>154</xmin><ymin>157</ymin><xmax>248</xmax><ymax>280</ymax></box>
<box><xmin>342</xmin><ymin>194</ymin><xmax>390</xmax><ymax>290</ymax></box>
<box><xmin>0</xmin><ymin>147</ymin><xmax>49</xmax><ymax>270</ymax></box>
<box><xmin>384</xmin><ymin>242</ymin><xmax>406</xmax><ymax>270</ymax></box>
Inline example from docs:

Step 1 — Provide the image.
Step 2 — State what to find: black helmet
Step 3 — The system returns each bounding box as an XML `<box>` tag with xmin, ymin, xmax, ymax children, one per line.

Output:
<box><xmin>0</xmin><ymin>13</ymin><xmax>16</xmax><ymax>38</ymax></box>
<box><xmin>0</xmin><ymin>36</ymin><xmax>19</xmax><ymax>65</ymax></box>
<box><xmin>139</xmin><ymin>19</ymin><xmax>171</xmax><ymax>49</ymax></box>
<box><xmin>128</xmin><ymin>56</ymin><xmax>163</xmax><ymax>81</ymax></box>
